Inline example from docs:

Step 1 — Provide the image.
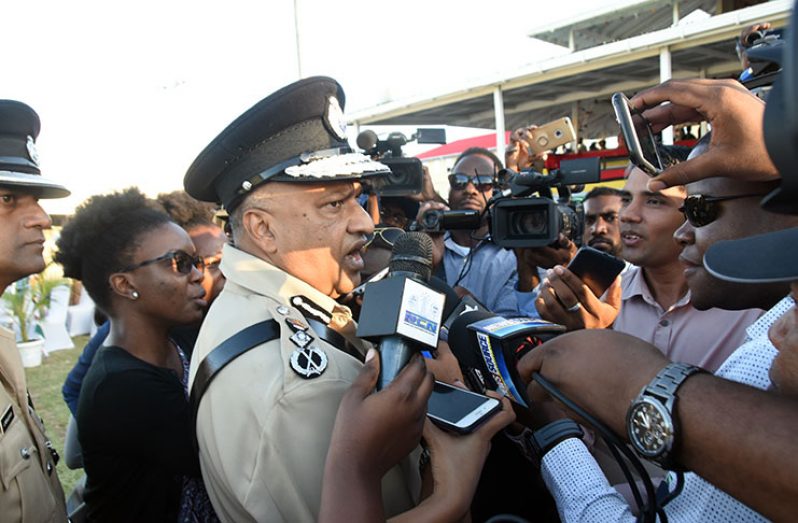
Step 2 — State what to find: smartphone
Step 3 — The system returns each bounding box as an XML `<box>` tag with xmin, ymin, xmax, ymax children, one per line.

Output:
<box><xmin>566</xmin><ymin>246</ymin><xmax>626</xmax><ymax>297</ymax></box>
<box><xmin>528</xmin><ymin>117</ymin><xmax>577</xmax><ymax>155</ymax></box>
<box><xmin>427</xmin><ymin>381</ymin><xmax>501</xmax><ymax>434</ymax></box>
<box><xmin>611</xmin><ymin>92</ymin><xmax>663</xmax><ymax>176</ymax></box>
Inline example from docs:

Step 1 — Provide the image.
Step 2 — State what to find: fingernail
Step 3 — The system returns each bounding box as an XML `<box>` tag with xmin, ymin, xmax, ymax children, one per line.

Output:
<box><xmin>365</xmin><ymin>348</ymin><xmax>376</xmax><ymax>362</ymax></box>
<box><xmin>647</xmin><ymin>180</ymin><xmax>666</xmax><ymax>192</ymax></box>
<box><xmin>453</xmin><ymin>379</ymin><xmax>465</xmax><ymax>388</ymax></box>
<box><xmin>554</xmin><ymin>266</ymin><xmax>564</xmax><ymax>275</ymax></box>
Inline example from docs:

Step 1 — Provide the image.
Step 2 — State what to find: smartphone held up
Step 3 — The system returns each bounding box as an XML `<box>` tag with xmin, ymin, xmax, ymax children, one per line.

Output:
<box><xmin>611</xmin><ymin>92</ymin><xmax>663</xmax><ymax>176</ymax></box>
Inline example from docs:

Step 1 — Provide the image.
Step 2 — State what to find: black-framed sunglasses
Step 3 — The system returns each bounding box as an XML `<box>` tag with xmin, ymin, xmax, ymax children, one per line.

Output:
<box><xmin>679</xmin><ymin>194</ymin><xmax>764</xmax><ymax>227</ymax></box>
<box><xmin>365</xmin><ymin>227</ymin><xmax>404</xmax><ymax>250</ymax></box>
<box><xmin>120</xmin><ymin>250</ymin><xmax>204</xmax><ymax>275</ymax></box>
<box><xmin>448</xmin><ymin>173</ymin><xmax>495</xmax><ymax>192</ymax></box>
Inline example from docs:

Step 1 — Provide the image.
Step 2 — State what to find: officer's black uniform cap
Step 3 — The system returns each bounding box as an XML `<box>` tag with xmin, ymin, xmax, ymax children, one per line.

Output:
<box><xmin>184</xmin><ymin>76</ymin><xmax>389</xmax><ymax>211</ymax></box>
<box><xmin>0</xmin><ymin>100</ymin><xmax>69</xmax><ymax>199</ymax></box>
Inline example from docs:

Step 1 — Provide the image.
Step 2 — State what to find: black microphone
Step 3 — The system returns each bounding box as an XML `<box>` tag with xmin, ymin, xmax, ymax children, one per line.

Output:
<box><xmin>356</xmin><ymin>232</ymin><xmax>444</xmax><ymax>389</ymax></box>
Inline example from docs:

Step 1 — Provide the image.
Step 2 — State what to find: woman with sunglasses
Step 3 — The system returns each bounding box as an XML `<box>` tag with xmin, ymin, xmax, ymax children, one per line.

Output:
<box><xmin>55</xmin><ymin>188</ymin><xmax>216</xmax><ymax>522</ymax></box>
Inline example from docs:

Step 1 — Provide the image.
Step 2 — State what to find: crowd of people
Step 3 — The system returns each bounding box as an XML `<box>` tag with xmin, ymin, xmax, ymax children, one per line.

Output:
<box><xmin>0</xmin><ymin>11</ymin><xmax>797</xmax><ymax>523</ymax></box>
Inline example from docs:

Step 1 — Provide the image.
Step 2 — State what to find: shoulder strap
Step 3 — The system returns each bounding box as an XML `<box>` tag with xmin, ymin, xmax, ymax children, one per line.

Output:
<box><xmin>190</xmin><ymin>319</ymin><xmax>280</xmax><ymax>449</ymax></box>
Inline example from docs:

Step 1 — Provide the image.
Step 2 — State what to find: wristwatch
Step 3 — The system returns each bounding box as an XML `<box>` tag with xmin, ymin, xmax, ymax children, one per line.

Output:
<box><xmin>626</xmin><ymin>362</ymin><xmax>704</xmax><ymax>470</ymax></box>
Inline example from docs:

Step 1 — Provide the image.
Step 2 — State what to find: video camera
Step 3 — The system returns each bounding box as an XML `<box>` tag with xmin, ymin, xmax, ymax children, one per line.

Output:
<box><xmin>418</xmin><ymin>156</ymin><xmax>602</xmax><ymax>248</ymax></box>
<box><xmin>739</xmin><ymin>28</ymin><xmax>785</xmax><ymax>95</ymax></box>
<box><xmin>357</xmin><ymin>128</ymin><xmax>446</xmax><ymax>197</ymax></box>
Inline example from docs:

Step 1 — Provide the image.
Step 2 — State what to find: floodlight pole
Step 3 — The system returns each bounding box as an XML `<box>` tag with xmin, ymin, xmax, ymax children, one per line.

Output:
<box><xmin>293</xmin><ymin>0</ymin><xmax>303</xmax><ymax>79</ymax></box>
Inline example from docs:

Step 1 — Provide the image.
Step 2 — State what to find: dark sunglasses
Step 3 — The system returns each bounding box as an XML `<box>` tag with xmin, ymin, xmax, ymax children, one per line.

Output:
<box><xmin>448</xmin><ymin>173</ymin><xmax>495</xmax><ymax>192</ymax></box>
<box><xmin>365</xmin><ymin>227</ymin><xmax>404</xmax><ymax>250</ymax></box>
<box><xmin>120</xmin><ymin>250</ymin><xmax>204</xmax><ymax>275</ymax></box>
<box><xmin>679</xmin><ymin>194</ymin><xmax>763</xmax><ymax>227</ymax></box>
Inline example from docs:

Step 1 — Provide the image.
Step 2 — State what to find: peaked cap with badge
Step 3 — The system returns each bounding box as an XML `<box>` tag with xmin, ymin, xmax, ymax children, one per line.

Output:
<box><xmin>184</xmin><ymin>76</ymin><xmax>389</xmax><ymax>211</ymax></box>
<box><xmin>0</xmin><ymin>100</ymin><xmax>69</xmax><ymax>199</ymax></box>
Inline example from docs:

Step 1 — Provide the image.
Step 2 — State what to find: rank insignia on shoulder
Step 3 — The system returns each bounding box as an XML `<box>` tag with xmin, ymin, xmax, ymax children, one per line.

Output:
<box><xmin>289</xmin><ymin>329</ymin><xmax>313</xmax><ymax>349</ymax></box>
<box><xmin>285</xmin><ymin>317</ymin><xmax>309</xmax><ymax>333</ymax></box>
<box><xmin>1</xmin><ymin>405</ymin><xmax>14</xmax><ymax>433</ymax></box>
<box><xmin>290</xmin><ymin>345</ymin><xmax>328</xmax><ymax>379</ymax></box>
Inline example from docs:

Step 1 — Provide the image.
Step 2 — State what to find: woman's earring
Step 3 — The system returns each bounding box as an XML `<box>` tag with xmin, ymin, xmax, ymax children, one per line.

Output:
<box><xmin>131</xmin><ymin>290</ymin><xmax>140</xmax><ymax>300</ymax></box>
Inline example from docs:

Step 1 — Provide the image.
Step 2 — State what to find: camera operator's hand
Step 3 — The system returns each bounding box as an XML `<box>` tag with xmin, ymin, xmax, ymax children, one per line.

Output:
<box><xmin>630</xmin><ymin>79</ymin><xmax>780</xmax><ymax>192</ymax></box>
<box><xmin>506</xmin><ymin>125</ymin><xmax>548</xmax><ymax>172</ymax></box>
<box><xmin>320</xmin><ymin>350</ymin><xmax>433</xmax><ymax>523</ymax></box>
<box><xmin>515</xmin><ymin>234</ymin><xmax>577</xmax><ymax>292</ymax></box>
<box><xmin>536</xmin><ymin>266</ymin><xmax>622</xmax><ymax>330</ymax></box>
<box><xmin>398</xmin><ymin>393</ymin><xmax>515</xmax><ymax>523</ymax></box>
<box><xmin>517</xmin><ymin>329</ymin><xmax>669</xmax><ymax>437</ymax></box>
<box><xmin>415</xmin><ymin>200</ymin><xmax>448</xmax><ymax>269</ymax></box>
<box><xmin>408</xmin><ymin>165</ymin><xmax>445</xmax><ymax>204</ymax></box>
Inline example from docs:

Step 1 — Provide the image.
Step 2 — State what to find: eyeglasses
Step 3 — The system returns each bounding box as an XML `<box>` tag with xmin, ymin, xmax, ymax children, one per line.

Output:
<box><xmin>120</xmin><ymin>250</ymin><xmax>204</xmax><ymax>275</ymax></box>
<box><xmin>448</xmin><ymin>173</ymin><xmax>494</xmax><ymax>192</ymax></box>
<box><xmin>365</xmin><ymin>227</ymin><xmax>404</xmax><ymax>250</ymax></box>
<box><xmin>679</xmin><ymin>194</ymin><xmax>764</xmax><ymax>227</ymax></box>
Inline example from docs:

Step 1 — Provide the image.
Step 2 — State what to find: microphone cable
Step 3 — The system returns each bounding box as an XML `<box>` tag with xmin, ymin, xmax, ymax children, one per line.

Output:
<box><xmin>532</xmin><ymin>372</ymin><xmax>686</xmax><ymax>523</ymax></box>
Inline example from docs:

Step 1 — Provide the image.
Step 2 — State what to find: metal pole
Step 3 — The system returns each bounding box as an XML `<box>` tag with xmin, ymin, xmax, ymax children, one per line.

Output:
<box><xmin>293</xmin><ymin>0</ymin><xmax>303</xmax><ymax>79</ymax></box>
<box><xmin>571</xmin><ymin>101</ymin><xmax>579</xmax><ymax>151</ymax></box>
<box><xmin>660</xmin><ymin>46</ymin><xmax>673</xmax><ymax>145</ymax></box>
<box><xmin>493</xmin><ymin>86</ymin><xmax>506</xmax><ymax>165</ymax></box>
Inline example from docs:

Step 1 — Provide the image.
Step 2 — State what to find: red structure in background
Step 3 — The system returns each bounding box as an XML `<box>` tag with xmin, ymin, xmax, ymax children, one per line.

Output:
<box><xmin>418</xmin><ymin>132</ymin><xmax>698</xmax><ymax>184</ymax></box>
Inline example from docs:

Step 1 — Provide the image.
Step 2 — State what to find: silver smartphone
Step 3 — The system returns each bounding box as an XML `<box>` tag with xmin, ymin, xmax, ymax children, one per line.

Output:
<box><xmin>611</xmin><ymin>92</ymin><xmax>663</xmax><ymax>176</ymax></box>
<box><xmin>427</xmin><ymin>381</ymin><xmax>501</xmax><ymax>434</ymax></box>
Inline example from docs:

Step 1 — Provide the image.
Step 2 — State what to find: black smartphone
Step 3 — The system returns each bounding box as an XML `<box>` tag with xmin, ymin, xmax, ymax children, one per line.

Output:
<box><xmin>611</xmin><ymin>92</ymin><xmax>663</xmax><ymax>176</ymax></box>
<box><xmin>427</xmin><ymin>381</ymin><xmax>501</xmax><ymax>434</ymax></box>
<box><xmin>566</xmin><ymin>246</ymin><xmax>626</xmax><ymax>297</ymax></box>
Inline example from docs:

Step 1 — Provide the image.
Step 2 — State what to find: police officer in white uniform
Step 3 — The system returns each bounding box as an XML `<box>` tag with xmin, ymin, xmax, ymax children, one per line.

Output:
<box><xmin>0</xmin><ymin>100</ymin><xmax>69</xmax><ymax>522</ymax></box>
<box><xmin>184</xmin><ymin>77</ymin><xmax>419</xmax><ymax>522</ymax></box>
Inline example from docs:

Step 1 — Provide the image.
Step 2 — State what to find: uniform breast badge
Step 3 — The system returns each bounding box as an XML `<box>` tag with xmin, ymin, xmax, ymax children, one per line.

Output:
<box><xmin>290</xmin><ymin>345</ymin><xmax>328</xmax><ymax>379</ymax></box>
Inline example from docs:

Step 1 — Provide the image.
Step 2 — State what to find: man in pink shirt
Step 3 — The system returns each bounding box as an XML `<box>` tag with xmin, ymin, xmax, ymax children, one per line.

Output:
<box><xmin>538</xmin><ymin>148</ymin><xmax>762</xmax><ymax>372</ymax></box>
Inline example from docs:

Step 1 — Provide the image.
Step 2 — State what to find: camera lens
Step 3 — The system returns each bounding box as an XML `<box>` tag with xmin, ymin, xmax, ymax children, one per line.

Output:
<box><xmin>554</xmin><ymin>129</ymin><xmax>563</xmax><ymax>138</ymax></box>
<box><xmin>510</xmin><ymin>209</ymin><xmax>548</xmax><ymax>236</ymax></box>
<box><xmin>421</xmin><ymin>209</ymin><xmax>442</xmax><ymax>230</ymax></box>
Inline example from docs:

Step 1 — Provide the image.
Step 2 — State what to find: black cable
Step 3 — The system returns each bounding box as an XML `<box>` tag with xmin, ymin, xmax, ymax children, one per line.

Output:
<box><xmin>532</xmin><ymin>372</ymin><xmax>667</xmax><ymax>523</ymax></box>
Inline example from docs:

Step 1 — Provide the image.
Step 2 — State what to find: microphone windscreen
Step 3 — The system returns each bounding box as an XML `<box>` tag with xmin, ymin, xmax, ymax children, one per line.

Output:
<box><xmin>389</xmin><ymin>232</ymin><xmax>433</xmax><ymax>281</ymax></box>
<box><xmin>356</xmin><ymin>129</ymin><xmax>379</xmax><ymax>151</ymax></box>
<box><xmin>447</xmin><ymin>309</ymin><xmax>495</xmax><ymax>369</ymax></box>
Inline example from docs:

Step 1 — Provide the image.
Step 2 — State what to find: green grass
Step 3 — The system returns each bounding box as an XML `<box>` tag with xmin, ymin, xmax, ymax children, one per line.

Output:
<box><xmin>24</xmin><ymin>336</ymin><xmax>89</xmax><ymax>496</ymax></box>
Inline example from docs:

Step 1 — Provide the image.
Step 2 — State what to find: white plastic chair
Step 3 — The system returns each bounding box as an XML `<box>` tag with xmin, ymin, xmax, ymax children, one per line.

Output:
<box><xmin>41</xmin><ymin>285</ymin><xmax>74</xmax><ymax>352</ymax></box>
<box><xmin>67</xmin><ymin>286</ymin><xmax>95</xmax><ymax>337</ymax></box>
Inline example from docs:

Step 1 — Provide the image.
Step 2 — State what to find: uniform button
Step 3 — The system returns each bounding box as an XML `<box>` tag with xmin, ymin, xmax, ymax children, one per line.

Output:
<box><xmin>20</xmin><ymin>447</ymin><xmax>31</xmax><ymax>459</ymax></box>
<box><xmin>276</xmin><ymin>306</ymin><xmax>290</xmax><ymax>315</ymax></box>
<box><xmin>46</xmin><ymin>462</ymin><xmax>53</xmax><ymax>474</ymax></box>
<box><xmin>659</xmin><ymin>319</ymin><xmax>670</xmax><ymax>327</ymax></box>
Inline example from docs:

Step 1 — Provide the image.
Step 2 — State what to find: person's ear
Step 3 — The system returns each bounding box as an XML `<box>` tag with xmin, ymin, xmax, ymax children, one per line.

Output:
<box><xmin>109</xmin><ymin>273</ymin><xmax>139</xmax><ymax>301</ymax></box>
<box><xmin>243</xmin><ymin>207</ymin><xmax>277</xmax><ymax>254</ymax></box>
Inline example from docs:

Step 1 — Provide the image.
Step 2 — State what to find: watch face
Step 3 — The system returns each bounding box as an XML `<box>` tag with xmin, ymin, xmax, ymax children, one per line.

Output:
<box><xmin>628</xmin><ymin>398</ymin><xmax>674</xmax><ymax>458</ymax></box>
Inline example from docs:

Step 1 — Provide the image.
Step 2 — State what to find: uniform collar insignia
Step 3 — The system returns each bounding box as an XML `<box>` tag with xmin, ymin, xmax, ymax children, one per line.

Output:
<box><xmin>290</xmin><ymin>295</ymin><xmax>332</xmax><ymax>325</ymax></box>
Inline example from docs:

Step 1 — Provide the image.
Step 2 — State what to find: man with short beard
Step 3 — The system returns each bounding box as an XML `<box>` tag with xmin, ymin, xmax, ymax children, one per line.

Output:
<box><xmin>582</xmin><ymin>186</ymin><xmax>624</xmax><ymax>256</ymax></box>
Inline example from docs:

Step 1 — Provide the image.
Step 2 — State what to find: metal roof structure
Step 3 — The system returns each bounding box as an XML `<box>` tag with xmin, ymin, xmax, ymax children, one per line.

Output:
<box><xmin>349</xmin><ymin>0</ymin><xmax>791</xmax><ymax>141</ymax></box>
<box><xmin>527</xmin><ymin>0</ymin><xmax>719</xmax><ymax>50</ymax></box>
